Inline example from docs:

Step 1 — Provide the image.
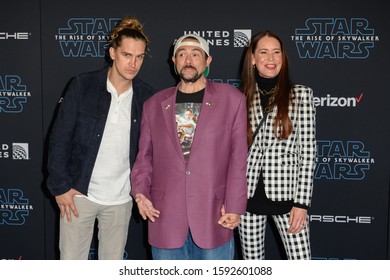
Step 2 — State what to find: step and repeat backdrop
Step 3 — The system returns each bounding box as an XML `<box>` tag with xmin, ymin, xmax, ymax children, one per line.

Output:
<box><xmin>1</xmin><ymin>0</ymin><xmax>389</xmax><ymax>260</ymax></box>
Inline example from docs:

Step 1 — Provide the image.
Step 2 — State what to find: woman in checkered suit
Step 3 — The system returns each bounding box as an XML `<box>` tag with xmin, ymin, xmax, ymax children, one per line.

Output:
<box><xmin>238</xmin><ymin>31</ymin><xmax>316</xmax><ymax>259</ymax></box>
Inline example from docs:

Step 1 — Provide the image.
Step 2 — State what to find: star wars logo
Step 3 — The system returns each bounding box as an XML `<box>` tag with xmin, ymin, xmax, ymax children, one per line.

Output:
<box><xmin>55</xmin><ymin>18</ymin><xmax>121</xmax><ymax>57</ymax></box>
<box><xmin>0</xmin><ymin>75</ymin><xmax>29</xmax><ymax>113</ymax></box>
<box><xmin>315</xmin><ymin>140</ymin><xmax>375</xmax><ymax>180</ymax></box>
<box><xmin>292</xmin><ymin>18</ymin><xmax>379</xmax><ymax>59</ymax></box>
<box><xmin>0</xmin><ymin>188</ymin><xmax>33</xmax><ymax>226</ymax></box>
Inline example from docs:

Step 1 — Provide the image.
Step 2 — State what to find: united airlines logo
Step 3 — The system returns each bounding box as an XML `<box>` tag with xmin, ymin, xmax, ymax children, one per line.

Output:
<box><xmin>292</xmin><ymin>18</ymin><xmax>379</xmax><ymax>59</ymax></box>
<box><xmin>12</xmin><ymin>143</ymin><xmax>29</xmax><ymax>160</ymax></box>
<box><xmin>233</xmin><ymin>29</ymin><xmax>251</xmax><ymax>47</ymax></box>
<box><xmin>55</xmin><ymin>18</ymin><xmax>122</xmax><ymax>57</ymax></box>
<box><xmin>315</xmin><ymin>140</ymin><xmax>375</xmax><ymax>180</ymax></box>
<box><xmin>0</xmin><ymin>188</ymin><xmax>33</xmax><ymax>226</ymax></box>
<box><xmin>182</xmin><ymin>29</ymin><xmax>251</xmax><ymax>48</ymax></box>
<box><xmin>0</xmin><ymin>75</ymin><xmax>30</xmax><ymax>113</ymax></box>
<box><xmin>0</xmin><ymin>143</ymin><xmax>30</xmax><ymax>160</ymax></box>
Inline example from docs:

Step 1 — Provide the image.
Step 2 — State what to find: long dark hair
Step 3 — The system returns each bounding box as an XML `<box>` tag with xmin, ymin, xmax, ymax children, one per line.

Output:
<box><xmin>241</xmin><ymin>31</ymin><xmax>292</xmax><ymax>145</ymax></box>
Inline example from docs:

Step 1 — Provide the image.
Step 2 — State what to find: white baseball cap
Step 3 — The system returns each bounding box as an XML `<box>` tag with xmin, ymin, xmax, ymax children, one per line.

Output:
<box><xmin>173</xmin><ymin>34</ymin><xmax>210</xmax><ymax>56</ymax></box>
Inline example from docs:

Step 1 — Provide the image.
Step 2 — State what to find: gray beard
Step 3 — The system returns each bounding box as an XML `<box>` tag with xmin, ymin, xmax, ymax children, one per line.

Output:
<box><xmin>179</xmin><ymin>69</ymin><xmax>203</xmax><ymax>84</ymax></box>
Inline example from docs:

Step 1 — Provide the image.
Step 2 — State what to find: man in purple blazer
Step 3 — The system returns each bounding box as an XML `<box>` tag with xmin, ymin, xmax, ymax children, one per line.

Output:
<box><xmin>130</xmin><ymin>34</ymin><xmax>247</xmax><ymax>260</ymax></box>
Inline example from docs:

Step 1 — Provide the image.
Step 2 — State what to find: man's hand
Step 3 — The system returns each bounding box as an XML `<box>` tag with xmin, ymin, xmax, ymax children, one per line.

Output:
<box><xmin>218</xmin><ymin>204</ymin><xmax>240</xmax><ymax>230</ymax></box>
<box><xmin>134</xmin><ymin>194</ymin><xmax>160</xmax><ymax>222</ymax></box>
<box><xmin>55</xmin><ymin>188</ymin><xmax>82</xmax><ymax>222</ymax></box>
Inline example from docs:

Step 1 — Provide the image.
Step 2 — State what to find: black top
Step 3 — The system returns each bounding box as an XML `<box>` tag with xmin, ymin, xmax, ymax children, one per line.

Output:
<box><xmin>176</xmin><ymin>89</ymin><xmax>205</xmax><ymax>103</ymax></box>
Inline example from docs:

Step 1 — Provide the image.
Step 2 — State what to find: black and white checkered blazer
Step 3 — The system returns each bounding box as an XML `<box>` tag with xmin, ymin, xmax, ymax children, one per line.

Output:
<box><xmin>247</xmin><ymin>85</ymin><xmax>316</xmax><ymax>207</ymax></box>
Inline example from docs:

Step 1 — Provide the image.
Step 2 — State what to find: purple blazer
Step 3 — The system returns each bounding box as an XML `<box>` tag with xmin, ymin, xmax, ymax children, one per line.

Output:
<box><xmin>131</xmin><ymin>81</ymin><xmax>248</xmax><ymax>249</ymax></box>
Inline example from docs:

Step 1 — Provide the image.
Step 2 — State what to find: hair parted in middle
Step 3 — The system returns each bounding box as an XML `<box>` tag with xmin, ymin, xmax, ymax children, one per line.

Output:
<box><xmin>241</xmin><ymin>31</ymin><xmax>293</xmax><ymax>144</ymax></box>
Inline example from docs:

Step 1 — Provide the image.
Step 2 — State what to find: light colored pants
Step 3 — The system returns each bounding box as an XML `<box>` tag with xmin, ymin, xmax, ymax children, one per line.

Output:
<box><xmin>59</xmin><ymin>196</ymin><xmax>132</xmax><ymax>260</ymax></box>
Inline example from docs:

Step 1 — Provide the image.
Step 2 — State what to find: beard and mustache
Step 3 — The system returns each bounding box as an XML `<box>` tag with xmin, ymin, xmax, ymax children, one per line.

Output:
<box><xmin>178</xmin><ymin>65</ymin><xmax>203</xmax><ymax>83</ymax></box>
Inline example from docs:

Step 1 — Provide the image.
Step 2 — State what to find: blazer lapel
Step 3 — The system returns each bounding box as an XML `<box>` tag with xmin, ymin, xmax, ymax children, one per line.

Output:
<box><xmin>252</xmin><ymin>101</ymin><xmax>276</xmax><ymax>152</ymax></box>
<box><xmin>260</xmin><ymin>106</ymin><xmax>277</xmax><ymax>151</ymax></box>
<box><xmin>160</xmin><ymin>90</ymin><xmax>186</xmax><ymax>163</ymax></box>
<box><xmin>189</xmin><ymin>83</ymin><xmax>216</xmax><ymax>154</ymax></box>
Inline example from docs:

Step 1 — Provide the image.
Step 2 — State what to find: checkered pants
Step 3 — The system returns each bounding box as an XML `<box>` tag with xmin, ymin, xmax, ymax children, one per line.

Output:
<box><xmin>238</xmin><ymin>212</ymin><xmax>311</xmax><ymax>260</ymax></box>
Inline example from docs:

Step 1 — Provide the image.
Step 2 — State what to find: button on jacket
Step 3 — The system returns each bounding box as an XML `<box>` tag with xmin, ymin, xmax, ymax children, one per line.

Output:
<box><xmin>47</xmin><ymin>66</ymin><xmax>155</xmax><ymax>197</ymax></box>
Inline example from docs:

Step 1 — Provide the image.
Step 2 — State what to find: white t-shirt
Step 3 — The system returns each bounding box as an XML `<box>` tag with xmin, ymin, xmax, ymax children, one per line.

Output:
<box><xmin>86</xmin><ymin>79</ymin><xmax>133</xmax><ymax>205</ymax></box>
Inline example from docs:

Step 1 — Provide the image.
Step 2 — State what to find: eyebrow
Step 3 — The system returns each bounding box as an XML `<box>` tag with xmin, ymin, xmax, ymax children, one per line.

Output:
<box><xmin>121</xmin><ymin>51</ymin><xmax>146</xmax><ymax>56</ymax></box>
<box><xmin>176</xmin><ymin>47</ymin><xmax>203</xmax><ymax>53</ymax></box>
<box><xmin>258</xmin><ymin>47</ymin><xmax>281</xmax><ymax>50</ymax></box>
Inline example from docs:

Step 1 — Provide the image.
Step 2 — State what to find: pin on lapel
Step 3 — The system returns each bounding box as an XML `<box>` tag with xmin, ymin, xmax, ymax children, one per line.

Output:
<box><xmin>164</xmin><ymin>104</ymin><xmax>171</xmax><ymax>110</ymax></box>
<box><xmin>205</xmin><ymin>101</ymin><xmax>212</xmax><ymax>106</ymax></box>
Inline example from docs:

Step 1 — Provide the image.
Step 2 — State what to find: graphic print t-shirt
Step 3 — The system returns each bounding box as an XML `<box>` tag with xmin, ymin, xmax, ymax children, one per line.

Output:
<box><xmin>176</xmin><ymin>89</ymin><xmax>204</xmax><ymax>161</ymax></box>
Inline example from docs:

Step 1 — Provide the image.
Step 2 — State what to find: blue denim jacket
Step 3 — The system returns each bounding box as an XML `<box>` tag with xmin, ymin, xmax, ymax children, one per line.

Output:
<box><xmin>46</xmin><ymin>66</ymin><xmax>155</xmax><ymax>196</ymax></box>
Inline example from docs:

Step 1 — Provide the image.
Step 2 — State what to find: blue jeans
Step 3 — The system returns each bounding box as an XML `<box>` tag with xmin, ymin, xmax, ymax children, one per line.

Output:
<box><xmin>151</xmin><ymin>230</ymin><xmax>234</xmax><ymax>260</ymax></box>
